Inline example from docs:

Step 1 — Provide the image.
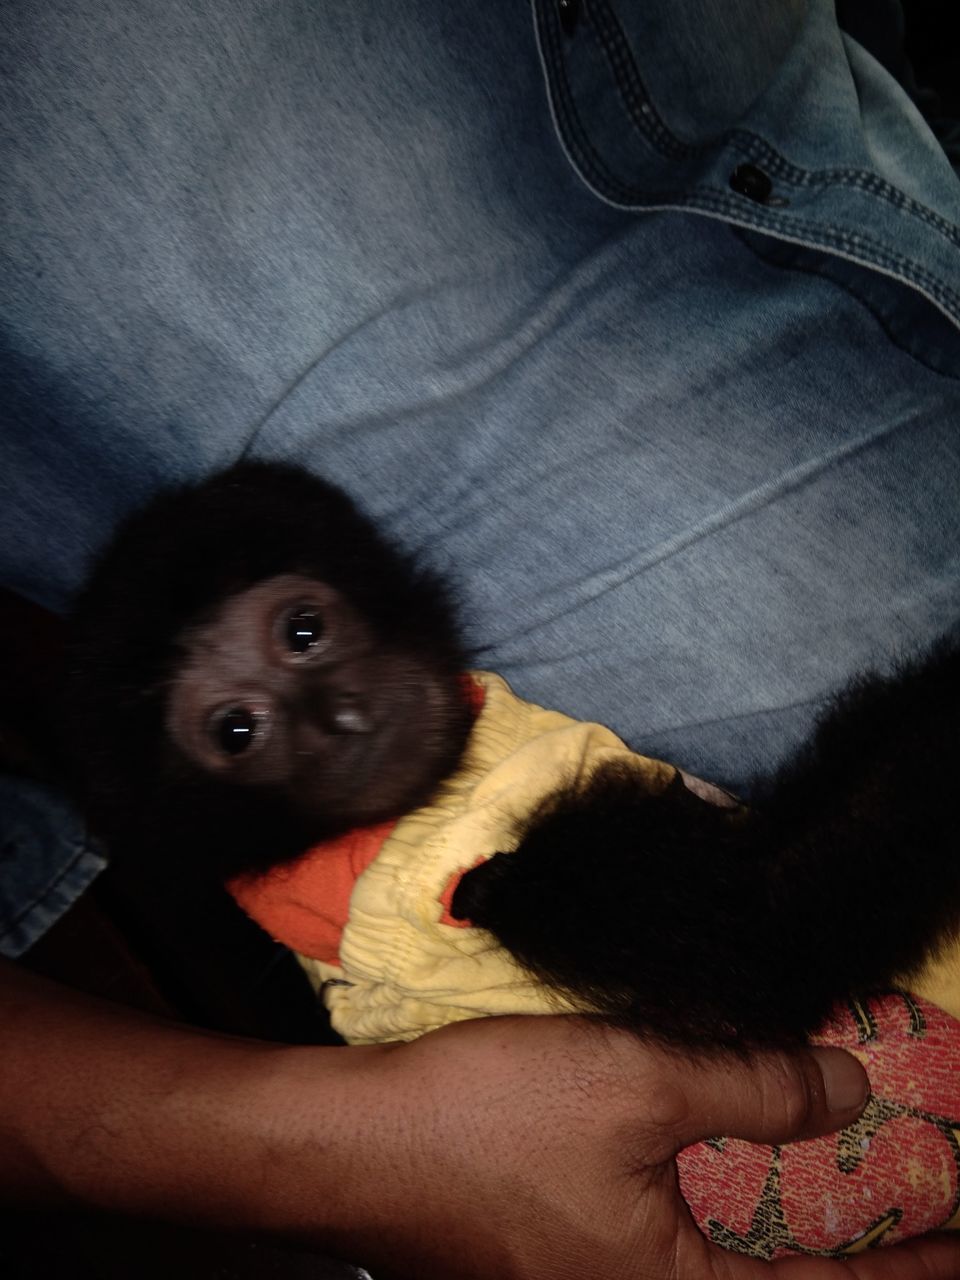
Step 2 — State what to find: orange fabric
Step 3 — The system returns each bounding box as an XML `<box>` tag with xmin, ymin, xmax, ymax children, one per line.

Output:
<box><xmin>459</xmin><ymin>672</ymin><xmax>485</xmax><ymax>716</ymax></box>
<box><xmin>437</xmin><ymin>856</ymin><xmax>488</xmax><ymax>928</ymax></box>
<box><xmin>228</xmin><ymin>820</ymin><xmax>396</xmax><ymax>965</ymax></box>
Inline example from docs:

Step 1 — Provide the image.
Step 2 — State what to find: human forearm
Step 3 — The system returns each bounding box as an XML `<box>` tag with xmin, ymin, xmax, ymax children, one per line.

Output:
<box><xmin>0</xmin><ymin>959</ymin><xmax>370</xmax><ymax>1235</ymax></box>
<box><xmin>0</xmin><ymin>960</ymin><xmax>513</xmax><ymax>1271</ymax></box>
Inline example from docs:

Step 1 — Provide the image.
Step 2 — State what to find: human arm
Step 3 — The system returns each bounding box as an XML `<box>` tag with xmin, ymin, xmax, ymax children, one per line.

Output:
<box><xmin>3</xmin><ymin>960</ymin><xmax>959</xmax><ymax>1280</ymax></box>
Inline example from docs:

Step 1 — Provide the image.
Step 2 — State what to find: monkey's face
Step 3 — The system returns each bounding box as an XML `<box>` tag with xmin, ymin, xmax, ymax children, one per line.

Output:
<box><xmin>165</xmin><ymin>573</ymin><xmax>470</xmax><ymax>834</ymax></box>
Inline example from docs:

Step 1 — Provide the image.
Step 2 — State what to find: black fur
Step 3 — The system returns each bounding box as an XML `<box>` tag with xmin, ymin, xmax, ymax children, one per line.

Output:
<box><xmin>452</xmin><ymin>640</ymin><xmax>960</xmax><ymax>1046</ymax></box>
<box><xmin>66</xmin><ymin>461</ymin><xmax>467</xmax><ymax>878</ymax></box>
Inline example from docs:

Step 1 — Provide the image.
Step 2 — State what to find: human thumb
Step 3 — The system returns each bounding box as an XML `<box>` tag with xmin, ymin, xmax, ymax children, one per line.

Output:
<box><xmin>641</xmin><ymin>1044</ymin><xmax>869</xmax><ymax>1159</ymax></box>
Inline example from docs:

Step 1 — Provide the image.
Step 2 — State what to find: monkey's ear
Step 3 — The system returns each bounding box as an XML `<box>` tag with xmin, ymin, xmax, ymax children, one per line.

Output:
<box><xmin>449</xmin><ymin>852</ymin><xmax>515</xmax><ymax>925</ymax></box>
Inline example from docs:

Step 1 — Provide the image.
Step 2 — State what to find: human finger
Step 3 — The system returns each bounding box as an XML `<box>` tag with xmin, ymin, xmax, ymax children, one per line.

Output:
<box><xmin>628</xmin><ymin>1043</ymin><xmax>869</xmax><ymax>1160</ymax></box>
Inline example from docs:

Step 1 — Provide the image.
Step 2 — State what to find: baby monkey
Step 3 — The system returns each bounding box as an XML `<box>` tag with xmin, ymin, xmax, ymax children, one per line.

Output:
<box><xmin>67</xmin><ymin>461</ymin><xmax>960</xmax><ymax>1049</ymax></box>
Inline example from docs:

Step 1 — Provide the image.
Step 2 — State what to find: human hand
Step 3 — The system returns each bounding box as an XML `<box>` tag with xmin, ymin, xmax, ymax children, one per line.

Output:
<box><xmin>4</xmin><ymin>962</ymin><xmax>956</xmax><ymax>1279</ymax></box>
<box><xmin>307</xmin><ymin>1015</ymin><xmax>960</xmax><ymax>1279</ymax></box>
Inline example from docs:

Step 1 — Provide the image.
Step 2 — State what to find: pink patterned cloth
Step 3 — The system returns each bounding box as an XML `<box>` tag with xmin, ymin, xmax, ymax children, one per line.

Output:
<box><xmin>678</xmin><ymin>994</ymin><xmax>960</xmax><ymax>1257</ymax></box>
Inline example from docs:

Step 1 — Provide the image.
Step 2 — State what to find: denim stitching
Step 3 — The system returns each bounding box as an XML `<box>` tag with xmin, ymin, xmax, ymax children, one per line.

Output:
<box><xmin>536</xmin><ymin>0</ymin><xmax>624</xmax><ymax>199</ymax></box>
<box><xmin>732</xmin><ymin>229</ymin><xmax>960</xmax><ymax>381</ymax></box>
<box><xmin>0</xmin><ymin>840</ymin><xmax>98</xmax><ymax>935</ymax></box>
<box><xmin>587</xmin><ymin>0</ymin><xmax>960</xmax><ymax>249</ymax></box>
<box><xmin>535</xmin><ymin>0</ymin><xmax>960</xmax><ymax>317</ymax></box>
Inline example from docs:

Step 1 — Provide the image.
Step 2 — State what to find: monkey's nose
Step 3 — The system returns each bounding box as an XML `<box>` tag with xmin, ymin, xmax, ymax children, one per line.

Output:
<box><xmin>314</xmin><ymin>692</ymin><xmax>374</xmax><ymax>735</ymax></box>
<box><xmin>328</xmin><ymin>701</ymin><xmax>373</xmax><ymax>734</ymax></box>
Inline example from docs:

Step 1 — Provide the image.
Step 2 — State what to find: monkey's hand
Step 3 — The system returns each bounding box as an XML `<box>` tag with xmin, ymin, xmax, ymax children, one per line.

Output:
<box><xmin>450</xmin><ymin>765</ymin><xmax>791</xmax><ymax>1046</ymax></box>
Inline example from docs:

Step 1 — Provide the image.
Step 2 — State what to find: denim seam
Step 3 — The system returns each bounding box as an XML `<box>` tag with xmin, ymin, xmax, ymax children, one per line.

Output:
<box><xmin>585</xmin><ymin>0</ymin><xmax>960</xmax><ymax>249</ymax></box>
<box><xmin>536</xmin><ymin>1</ymin><xmax>960</xmax><ymax>318</ymax></box>
<box><xmin>673</xmin><ymin>194</ymin><xmax>960</xmax><ymax>316</ymax></box>
<box><xmin>731</xmin><ymin>228</ymin><xmax>960</xmax><ymax>381</ymax></box>
<box><xmin>536</xmin><ymin>1</ymin><xmax>629</xmax><ymax>200</ymax></box>
<box><xmin>0</xmin><ymin>838</ymin><xmax>101</xmax><ymax>936</ymax></box>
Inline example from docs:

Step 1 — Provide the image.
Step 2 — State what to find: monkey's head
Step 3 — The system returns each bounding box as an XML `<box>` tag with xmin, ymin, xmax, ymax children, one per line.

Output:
<box><xmin>66</xmin><ymin>461</ymin><xmax>471</xmax><ymax>878</ymax></box>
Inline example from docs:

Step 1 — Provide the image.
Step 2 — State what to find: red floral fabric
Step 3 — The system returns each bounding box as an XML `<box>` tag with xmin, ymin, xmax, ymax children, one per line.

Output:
<box><xmin>678</xmin><ymin>993</ymin><xmax>960</xmax><ymax>1257</ymax></box>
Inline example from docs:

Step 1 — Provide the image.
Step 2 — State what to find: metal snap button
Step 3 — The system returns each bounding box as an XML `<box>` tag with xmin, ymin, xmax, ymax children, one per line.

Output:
<box><xmin>729</xmin><ymin>164</ymin><xmax>774</xmax><ymax>204</ymax></box>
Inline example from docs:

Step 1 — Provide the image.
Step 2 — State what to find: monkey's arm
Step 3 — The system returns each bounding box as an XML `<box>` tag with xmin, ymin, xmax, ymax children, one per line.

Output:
<box><xmin>452</xmin><ymin>640</ymin><xmax>960</xmax><ymax>1046</ymax></box>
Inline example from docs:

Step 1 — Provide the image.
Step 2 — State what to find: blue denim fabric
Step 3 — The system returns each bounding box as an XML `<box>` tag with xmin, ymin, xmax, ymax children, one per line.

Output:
<box><xmin>1</xmin><ymin>0</ymin><xmax>959</xmax><ymax>953</ymax></box>
<box><xmin>0</xmin><ymin>777</ymin><xmax>106</xmax><ymax>957</ymax></box>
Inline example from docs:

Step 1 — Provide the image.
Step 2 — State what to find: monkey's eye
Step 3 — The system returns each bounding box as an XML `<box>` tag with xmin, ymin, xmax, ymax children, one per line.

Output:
<box><xmin>212</xmin><ymin>706</ymin><xmax>260</xmax><ymax>756</ymax></box>
<box><xmin>284</xmin><ymin>608</ymin><xmax>324</xmax><ymax>654</ymax></box>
